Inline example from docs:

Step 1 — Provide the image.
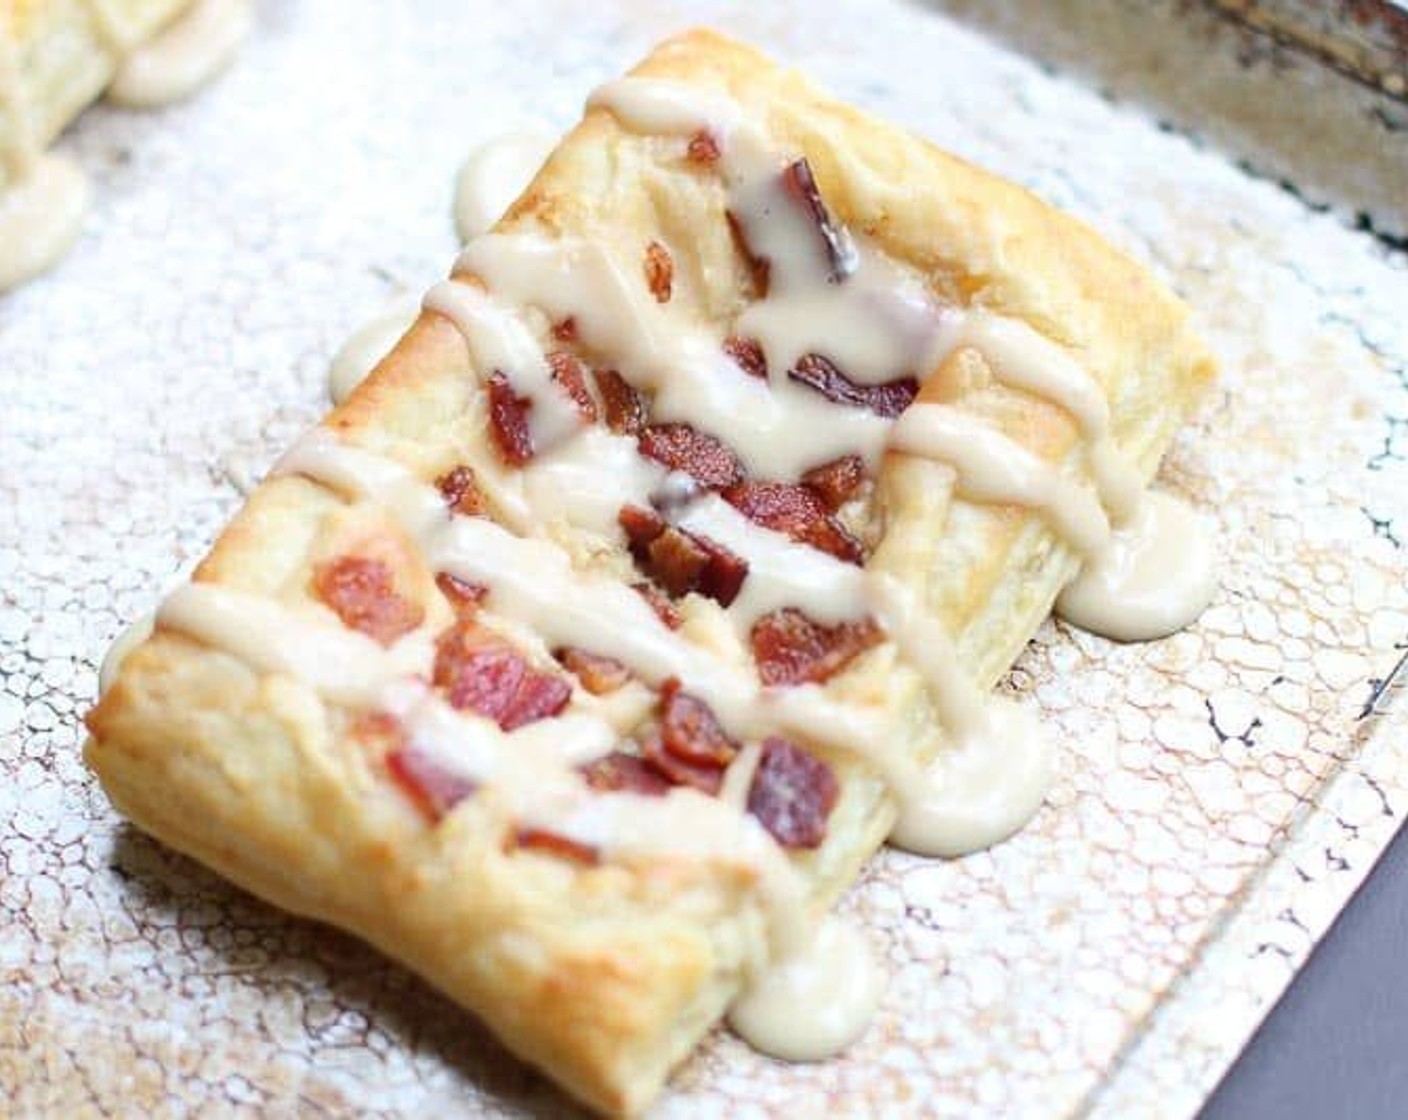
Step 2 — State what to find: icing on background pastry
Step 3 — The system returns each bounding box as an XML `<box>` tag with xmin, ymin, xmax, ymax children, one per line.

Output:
<box><xmin>0</xmin><ymin>0</ymin><xmax>251</xmax><ymax>292</ymax></box>
<box><xmin>453</xmin><ymin>130</ymin><xmax>555</xmax><ymax>243</ymax></box>
<box><xmin>327</xmin><ymin>293</ymin><xmax>422</xmax><ymax>405</ymax></box>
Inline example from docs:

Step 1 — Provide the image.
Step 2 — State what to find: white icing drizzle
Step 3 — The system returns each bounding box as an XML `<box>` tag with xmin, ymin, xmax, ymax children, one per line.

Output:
<box><xmin>98</xmin><ymin>612</ymin><xmax>156</xmax><ymax>695</ymax></box>
<box><xmin>157</xmin><ymin>583</ymin><xmax>431</xmax><ymax>706</ymax></box>
<box><xmin>458</xmin><ymin>233</ymin><xmax>893</xmax><ymax>480</ymax></box>
<box><xmin>423</xmin><ymin>278</ymin><xmax>583</xmax><ymax>452</ymax></box>
<box><xmin>327</xmin><ymin>293</ymin><xmax>422</xmax><ymax>405</ymax></box>
<box><xmin>726</xmin><ymin>916</ymin><xmax>882</xmax><ymax>1060</ymax></box>
<box><xmin>107</xmin><ymin>0</ymin><xmax>252</xmax><ymax>109</ymax></box>
<box><xmin>0</xmin><ymin>153</ymin><xmax>90</xmax><ymax>293</ymax></box>
<box><xmin>889</xmin><ymin>403</ymin><xmax>1110</xmax><ymax>557</ymax></box>
<box><xmin>1056</xmin><ymin>490</ymin><xmax>1218</xmax><ymax>641</ymax></box>
<box><xmin>453</xmin><ymin>131</ymin><xmax>555</xmax><ymax>243</ymax></box>
<box><xmin>521</xmin><ymin>426</ymin><xmax>666</xmax><ymax>540</ymax></box>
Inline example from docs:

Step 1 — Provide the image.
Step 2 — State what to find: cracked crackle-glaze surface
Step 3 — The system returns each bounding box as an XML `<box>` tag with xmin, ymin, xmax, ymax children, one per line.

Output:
<box><xmin>3</xmin><ymin>1</ymin><xmax>1407</xmax><ymax>1116</ymax></box>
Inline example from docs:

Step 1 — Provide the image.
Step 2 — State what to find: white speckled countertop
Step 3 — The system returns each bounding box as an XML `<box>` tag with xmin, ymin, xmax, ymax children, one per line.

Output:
<box><xmin>2</xmin><ymin>2</ymin><xmax>1406</xmax><ymax>1116</ymax></box>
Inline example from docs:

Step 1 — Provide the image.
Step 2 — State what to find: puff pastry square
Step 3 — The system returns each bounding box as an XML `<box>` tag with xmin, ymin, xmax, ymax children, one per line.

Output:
<box><xmin>86</xmin><ymin>29</ymin><xmax>1215</xmax><ymax>1117</ymax></box>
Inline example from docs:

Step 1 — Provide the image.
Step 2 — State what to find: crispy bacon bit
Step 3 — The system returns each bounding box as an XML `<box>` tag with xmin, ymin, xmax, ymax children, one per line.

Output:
<box><xmin>579</xmin><ymin>751</ymin><xmax>671</xmax><ymax>796</ymax></box>
<box><xmin>647</xmin><ymin>527</ymin><xmax>748</xmax><ymax>607</ymax></box>
<box><xmin>726</xmin><ymin>210</ymin><xmax>770</xmax><ymax>296</ymax></box>
<box><xmin>435</xmin><ymin>572</ymin><xmax>488</xmax><ymax>615</ymax></box>
<box><xmin>633</xmin><ymin>581</ymin><xmax>682</xmax><ymax>629</ymax></box>
<box><xmin>723</xmin><ymin>335</ymin><xmax>767</xmax><ymax>381</ymax></box>
<box><xmin>746</xmin><ymin>737</ymin><xmax>839</xmax><ymax>849</ymax></box>
<box><xmin>548</xmin><ymin>351</ymin><xmax>598</xmax><ymax>422</ymax></box>
<box><xmin>750</xmin><ymin>608</ymin><xmax>883</xmax><ymax>687</ymax></box>
<box><xmin>802</xmin><ymin>454</ymin><xmax>867</xmax><ymax>511</ymax></box>
<box><xmin>644</xmin><ymin>240</ymin><xmax>674</xmax><ymax>304</ymax></box>
<box><xmin>723</xmin><ymin>480</ymin><xmax>864</xmax><ymax>564</ymax></box>
<box><xmin>387</xmin><ymin>745</ymin><xmax>478</xmax><ymax>821</ymax></box>
<box><xmin>511</xmin><ymin>827</ymin><xmax>599</xmax><ymax>865</ymax></box>
<box><xmin>638</xmin><ymin>423</ymin><xmax>744</xmax><ymax>490</ymax></box>
<box><xmin>552</xmin><ymin>316</ymin><xmax>578</xmax><ymax>343</ymax></box>
<box><xmin>659</xmin><ymin>679</ymin><xmax>738</xmax><ymax>766</ymax></box>
<box><xmin>351</xmin><ymin>709</ymin><xmax>404</xmax><ymax>747</ymax></box>
<box><xmin>788</xmin><ymin>353</ymin><xmax>919</xmax><ymax>419</ymax></box>
<box><xmin>780</xmin><ymin>157</ymin><xmax>856</xmax><ymax>284</ymax></box>
<box><xmin>435</xmin><ymin>464</ymin><xmax>485</xmax><ymax>516</ymax></box>
<box><xmin>594</xmin><ymin>368</ymin><xmax>647</xmax><ymax>436</ymax></box>
<box><xmin>686</xmin><ymin>129</ymin><xmax>721</xmax><ymax>165</ymax></box>
<box><xmin>555</xmin><ymin>647</ymin><xmax>631</xmax><ymax>695</ymax></box>
<box><xmin>433</xmin><ymin>620</ymin><xmax>571</xmax><ymax>730</ymax></box>
<box><xmin>486</xmin><ymin>371</ymin><xmax>535</xmax><ymax>466</ymax></box>
<box><xmin>312</xmin><ymin>556</ymin><xmax>424</xmax><ymax>646</ymax></box>
<box><xmin>642</xmin><ymin>734</ymin><xmax>726</xmax><ymax>795</ymax></box>
<box><xmin>619</xmin><ymin>504</ymin><xmax>666</xmax><ymax>554</ymax></box>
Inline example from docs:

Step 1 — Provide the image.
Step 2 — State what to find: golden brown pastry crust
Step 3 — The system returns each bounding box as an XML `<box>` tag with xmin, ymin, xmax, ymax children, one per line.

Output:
<box><xmin>86</xmin><ymin>28</ymin><xmax>1215</xmax><ymax>1117</ymax></box>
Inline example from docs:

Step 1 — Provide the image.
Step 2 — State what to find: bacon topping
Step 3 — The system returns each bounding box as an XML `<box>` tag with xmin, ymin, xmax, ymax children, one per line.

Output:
<box><xmin>555</xmin><ymin>647</ymin><xmax>631</xmax><ymax>695</ymax></box>
<box><xmin>579</xmin><ymin>751</ymin><xmax>672</xmax><ymax>796</ymax></box>
<box><xmin>548</xmin><ymin>351</ymin><xmax>598</xmax><ymax>422</ymax></box>
<box><xmin>433</xmin><ymin>620</ymin><xmax>571</xmax><ymax>730</ymax></box>
<box><xmin>312</xmin><ymin>556</ymin><xmax>424</xmax><ymax>646</ymax></box>
<box><xmin>436</xmin><ymin>464</ymin><xmax>485</xmax><ymax>516</ymax></box>
<box><xmin>486</xmin><ymin>371</ymin><xmax>535</xmax><ymax>465</ymax></box>
<box><xmin>435</xmin><ymin>571</ymin><xmax>489</xmax><ymax>615</ymax></box>
<box><xmin>511</xmin><ymin>827</ymin><xmax>599</xmax><ymax>865</ymax></box>
<box><xmin>659</xmin><ymin>679</ymin><xmax>739</xmax><ymax>766</ymax></box>
<box><xmin>387</xmin><ymin>744</ymin><xmax>478</xmax><ymax>821</ymax></box>
<box><xmin>788</xmin><ymin>353</ymin><xmax>918</xmax><ymax>419</ymax></box>
<box><xmin>644</xmin><ymin>240</ymin><xmax>674</xmax><ymax>304</ymax></box>
<box><xmin>723</xmin><ymin>335</ymin><xmax>768</xmax><ymax>380</ymax></box>
<box><xmin>621</xmin><ymin>505</ymin><xmax>747</xmax><ymax>608</ymax></box>
<box><xmin>802</xmin><ymin>454</ymin><xmax>867</xmax><ymax>511</ymax></box>
<box><xmin>750</xmin><ymin>608</ymin><xmax>883</xmax><ymax>686</ymax></box>
<box><xmin>780</xmin><ymin>157</ymin><xmax>856</xmax><ymax>284</ymax></box>
<box><xmin>638</xmin><ymin>423</ymin><xmax>744</xmax><ymax>490</ymax></box>
<box><xmin>594</xmin><ymin>368</ymin><xmax>647</xmax><ymax>436</ymax></box>
<box><xmin>632</xmin><ymin>581</ymin><xmax>682</xmax><ymax>629</ymax></box>
<box><xmin>642</xmin><ymin>734</ymin><xmax>725</xmax><ymax>796</ymax></box>
<box><xmin>620</xmin><ymin>504</ymin><xmax>666</xmax><ymax>550</ymax></box>
<box><xmin>723</xmin><ymin>480</ymin><xmax>863</xmax><ymax>564</ymax></box>
<box><xmin>552</xmin><ymin>316</ymin><xmax>578</xmax><ymax>343</ymax></box>
<box><xmin>746</xmin><ymin>737</ymin><xmax>839</xmax><ymax>849</ymax></box>
<box><xmin>686</xmin><ymin>129</ymin><xmax>721</xmax><ymax>165</ymax></box>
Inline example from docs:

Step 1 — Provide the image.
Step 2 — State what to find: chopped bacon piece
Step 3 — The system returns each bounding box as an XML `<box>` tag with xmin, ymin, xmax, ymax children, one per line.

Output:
<box><xmin>486</xmin><ymin>371</ymin><xmax>535</xmax><ymax>466</ymax></box>
<box><xmin>642</xmin><ymin>734</ymin><xmax>725</xmax><ymax>796</ymax></box>
<box><xmin>579</xmin><ymin>751</ymin><xmax>671</xmax><ymax>796</ymax></box>
<box><xmin>659</xmin><ymin>679</ymin><xmax>739</xmax><ymax>766</ymax></box>
<box><xmin>644</xmin><ymin>240</ymin><xmax>674</xmax><ymax>304</ymax></box>
<box><xmin>435</xmin><ymin>572</ymin><xmax>489</xmax><ymax>615</ymax></box>
<box><xmin>633</xmin><ymin>581</ymin><xmax>682</xmax><ymax>629</ymax></box>
<box><xmin>594</xmin><ymin>368</ymin><xmax>647</xmax><ymax>436</ymax></box>
<box><xmin>387</xmin><ymin>744</ymin><xmax>478</xmax><ymax>821</ymax></box>
<box><xmin>351</xmin><ymin>709</ymin><xmax>404</xmax><ymax>747</ymax></box>
<box><xmin>686</xmin><ymin>129</ymin><xmax>721</xmax><ymax>165</ymax></box>
<box><xmin>619</xmin><ymin>504</ymin><xmax>666</xmax><ymax>555</ymax></box>
<box><xmin>435</xmin><ymin>464</ymin><xmax>485</xmax><ymax>516</ymax></box>
<box><xmin>312</xmin><ymin>556</ymin><xmax>424</xmax><ymax>646</ymax></box>
<box><xmin>644</xmin><ymin>526</ymin><xmax>748</xmax><ymax>608</ymax></box>
<box><xmin>552</xmin><ymin>316</ymin><xmax>578</xmax><ymax>343</ymax></box>
<box><xmin>802</xmin><ymin>454</ymin><xmax>867</xmax><ymax>511</ymax></box>
<box><xmin>780</xmin><ymin>157</ymin><xmax>856</xmax><ymax>284</ymax></box>
<box><xmin>788</xmin><ymin>353</ymin><xmax>919</xmax><ymax>419</ymax></box>
<box><xmin>432</xmin><ymin>620</ymin><xmax>571</xmax><ymax>730</ymax></box>
<box><xmin>722</xmin><ymin>480</ymin><xmax>863</xmax><ymax>564</ymax></box>
<box><xmin>511</xmin><ymin>827</ymin><xmax>599</xmax><ymax>865</ymax></box>
<box><xmin>555</xmin><ymin>647</ymin><xmax>632</xmax><ymax>695</ymax></box>
<box><xmin>723</xmin><ymin>335</ymin><xmax>768</xmax><ymax>380</ymax></box>
<box><xmin>750</xmin><ymin>608</ymin><xmax>883</xmax><ymax>687</ymax></box>
<box><xmin>548</xmin><ymin>351</ymin><xmax>598</xmax><ymax>422</ymax></box>
<box><xmin>638</xmin><ymin>423</ymin><xmax>744</xmax><ymax>490</ymax></box>
<box><xmin>746</xmin><ymin>737</ymin><xmax>839</xmax><ymax>849</ymax></box>
<box><xmin>726</xmin><ymin>210</ymin><xmax>770</xmax><ymax>296</ymax></box>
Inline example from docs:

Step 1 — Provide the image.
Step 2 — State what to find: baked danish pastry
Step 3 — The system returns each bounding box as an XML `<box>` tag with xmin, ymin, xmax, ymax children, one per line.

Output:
<box><xmin>86</xmin><ymin>28</ymin><xmax>1216</xmax><ymax>1116</ymax></box>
